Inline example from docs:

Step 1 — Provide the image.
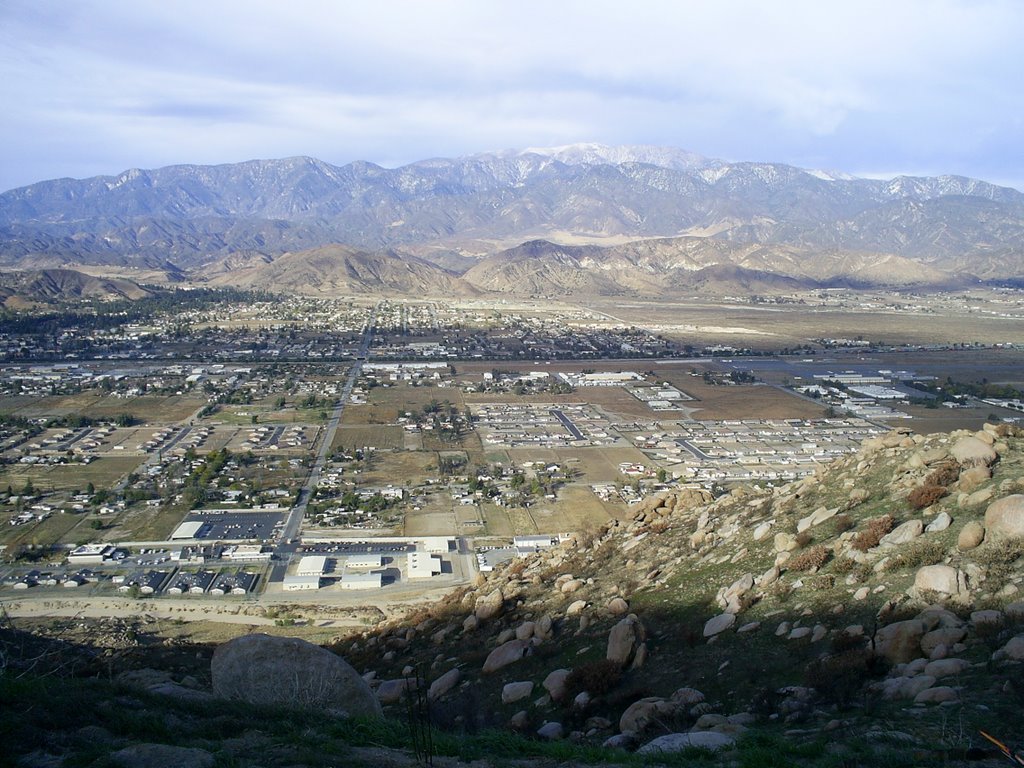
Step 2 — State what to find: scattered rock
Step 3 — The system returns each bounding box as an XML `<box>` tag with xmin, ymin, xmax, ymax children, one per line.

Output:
<box><xmin>914</xmin><ymin>686</ymin><xmax>959</xmax><ymax>704</ymax></box>
<box><xmin>376</xmin><ymin>678</ymin><xmax>415</xmax><ymax>704</ymax></box>
<box><xmin>619</xmin><ymin>697</ymin><xmax>674</xmax><ymax>734</ymax></box>
<box><xmin>607</xmin><ymin>597</ymin><xmax>629</xmax><ymax>615</ymax></box>
<box><xmin>474</xmin><ymin>588</ymin><xmax>504</xmax><ymax>621</ymax></box>
<box><xmin>566</xmin><ymin>599</ymin><xmax>587</xmax><ymax>616</ymax></box>
<box><xmin>925</xmin><ymin>512</ymin><xmax>952</xmax><ymax>533</ymax></box>
<box><xmin>515</xmin><ymin>621</ymin><xmax>535</xmax><ymax>641</ymax></box>
<box><xmin>924</xmin><ymin>658</ymin><xmax>969</xmax><ymax>679</ymax></box>
<box><xmin>880</xmin><ymin>519</ymin><xmax>924</xmax><ymax>547</ymax></box>
<box><xmin>958</xmin><ymin>466</ymin><xmax>991</xmax><ymax>492</ymax></box>
<box><xmin>995</xmin><ymin>635</ymin><xmax>1024</xmax><ymax>662</ymax></box>
<box><xmin>874</xmin><ymin>619</ymin><xmax>926</xmax><ymax>663</ymax></box>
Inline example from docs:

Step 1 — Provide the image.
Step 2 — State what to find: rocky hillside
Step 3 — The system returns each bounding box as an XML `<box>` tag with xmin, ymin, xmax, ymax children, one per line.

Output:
<box><xmin>344</xmin><ymin>422</ymin><xmax>1024</xmax><ymax>763</ymax></box>
<box><xmin>5</xmin><ymin>423</ymin><xmax>1024</xmax><ymax>767</ymax></box>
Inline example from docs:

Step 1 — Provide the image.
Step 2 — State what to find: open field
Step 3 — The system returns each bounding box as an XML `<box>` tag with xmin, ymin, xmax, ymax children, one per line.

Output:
<box><xmin>115</xmin><ymin>503</ymin><xmax>189</xmax><ymax>541</ymax></box>
<box><xmin>360</xmin><ymin>385</ymin><xmax>466</xmax><ymax>423</ymax></box>
<box><xmin>583</xmin><ymin>295</ymin><xmax>1024</xmax><ymax>348</ymax></box>
<box><xmin>4</xmin><ymin>393</ymin><xmax>205</xmax><ymax>423</ymax></box>
<box><xmin>0</xmin><ymin>455</ymin><xmax>143</xmax><ymax>493</ymax></box>
<box><xmin>0</xmin><ymin>509</ymin><xmax>92</xmax><ymax>549</ymax></box>
<box><xmin>654</xmin><ymin>374</ymin><xmax>829</xmax><ymax>420</ymax></box>
<box><xmin>332</xmin><ymin>425</ymin><xmax>404</xmax><ymax>452</ymax></box>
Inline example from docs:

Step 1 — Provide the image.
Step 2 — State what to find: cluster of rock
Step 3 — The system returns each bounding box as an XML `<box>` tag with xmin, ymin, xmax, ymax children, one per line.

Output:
<box><xmin>338</xmin><ymin>423</ymin><xmax>1024</xmax><ymax>753</ymax></box>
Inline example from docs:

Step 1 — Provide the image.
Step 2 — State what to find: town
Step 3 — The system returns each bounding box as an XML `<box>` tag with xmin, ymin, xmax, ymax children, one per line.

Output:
<box><xmin>1</xmin><ymin>288</ymin><xmax>1023</xmax><ymax>615</ymax></box>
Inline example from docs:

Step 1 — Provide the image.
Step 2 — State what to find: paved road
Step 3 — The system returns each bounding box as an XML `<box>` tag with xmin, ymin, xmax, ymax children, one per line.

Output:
<box><xmin>269</xmin><ymin>305</ymin><xmax>377</xmax><ymax>582</ymax></box>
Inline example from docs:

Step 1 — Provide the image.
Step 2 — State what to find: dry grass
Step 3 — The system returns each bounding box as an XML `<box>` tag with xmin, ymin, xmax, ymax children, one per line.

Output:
<box><xmin>851</xmin><ymin>514</ymin><xmax>895</xmax><ymax>552</ymax></box>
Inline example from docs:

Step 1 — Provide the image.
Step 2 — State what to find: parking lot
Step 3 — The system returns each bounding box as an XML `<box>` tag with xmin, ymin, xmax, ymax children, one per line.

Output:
<box><xmin>180</xmin><ymin>510</ymin><xmax>287</xmax><ymax>541</ymax></box>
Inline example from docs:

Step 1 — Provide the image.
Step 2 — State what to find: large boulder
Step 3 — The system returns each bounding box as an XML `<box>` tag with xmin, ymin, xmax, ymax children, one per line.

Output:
<box><xmin>474</xmin><ymin>588</ymin><xmax>505</xmax><ymax>621</ymax></box>
<box><xmin>914</xmin><ymin>565</ymin><xmax>968</xmax><ymax>596</ymax></box>
<box><xmin>483</xmin><ymin>639</ymin><xmax>531</xmax><ymax>673</ymax></box>
<box><xmin>951</xmin><ymin>436</ymin><xmax>998</xmax><ymax>467</ymax></box>
<box><xmin>880</xmin><ymin>519</ymin><xmax>924</xmax><ymax>547</ymax></box>
<box><xmin>985</xmin><ymin>495</ymin><xmax>1024</xmax><ymax>539</ymax></box>
<box><xmin>638</xmin><ymin>732</ymin><xmax>736</xmax><ymax>754</ymax></box>
<box><xmin>619</xmin><ymin>697</ymin><xmax>674</xmax><ymax>734</ymax></box>
<box><xmin>703</xmin><ymin>612</ymin><xmax>736</xmax><ymax>638</ymax></box>
<box><xmin>957</xmin><ymin>521</ymin><xmax>985</xmax><ymax>550</ymax></box>
<box><xmin>427</xmin><ymin>668</ymin><xmax>461</xmax><ymax>701</ymax></box>
<box><xmin>211</xmin><ymin>634</ymin><xmax>381</xmax><ymax>716</ymax></box>
<box><xmin>607</xmin><ymin>615</ymin><xmax>645</xmax><ymax>667</ymax></box>
<box><xmin>873</xmin><ymin>619</ymin><xmax>926</xmax><ymax>663</ymax></box>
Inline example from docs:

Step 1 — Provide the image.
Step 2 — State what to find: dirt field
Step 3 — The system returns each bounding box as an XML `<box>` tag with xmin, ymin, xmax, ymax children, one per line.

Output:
<box><xmin>582</xmin><ymin>296</ymin><xmax>1024</xmax><ymax>349</ymax></box>
<box><xmin>7</xmin><ymin>393</ymin><xmax>205</xmax><ymax>424</ymax></box>
<box><xmin>115</xmin><ymin>504</ymin><xmax>190</xmax><ymax>542</ymax></box>
<box><xmin>361</xmin><ymin>385</ymin><xmax>466</xmax><ymax>423</ymax></box>
<box><xmin>332</xmin><ymin>425</ymin><xmax>404</xmax><ymax>452</ymax></box>
<box><xmin>652</xmin><ymin>374</ymin><xmax>828</xmax><ymax>420</ymax></box>
<box><xmin>0</xmin><ymin>455</ymin><xmax>143</xmax><ymax>493</ymax></box>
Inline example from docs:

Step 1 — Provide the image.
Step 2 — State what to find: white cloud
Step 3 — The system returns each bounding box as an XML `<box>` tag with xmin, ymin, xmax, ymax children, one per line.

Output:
<box><xmin>0</xmin><ymin>0</ymin><xmax>1022</xmax><ymax>189</ymax></box>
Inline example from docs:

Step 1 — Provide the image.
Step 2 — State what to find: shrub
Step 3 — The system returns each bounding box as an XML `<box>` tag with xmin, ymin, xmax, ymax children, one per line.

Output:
<box><xmin>564</xmin><ymin>659</ymin><xmax>623</xmax><ymax>698</ymax></box>
<box><xmin>851</xmin><ymin>514</ymin><xmax>895</xmax><ymax>551</ymax></box>
<box><xmin>832</xmin><ymin>513</ymin><xmax>854</xmax><ymax>535</ymax></box>
<box><xmin>831</xmin><ymin>555</ymin><xmax>858</xmax><ymax>574</ymax></box>
<box><xmin>884</xmin><ymin>539</ymin><xmax>946</xmax><ymax>571</ymax></box>
<box><xmin>805</xmin><ymin>648</ymin><xmax>885</xmax><ymax>708</ymax></box>
<box><xmin>794</xmin><ymin>530</ymin><xmax>813</xmax><ymax>549</ymax></box>
<box><xmin>925</xmin><ymin>461</ymin><xmax>961</xmax><ymax>488</ymax></box>
<box><xmin>971</xmin><ymin>537</ymin><xmax>1024</xmax><ymax>567</ymax></box>
<box><xmin>787</xmin><ymin>545</ymin><xmax>830</xmax><ymax>572</ymax></box>
<box><xmin>907</xmin><ymin>484</ymin><xmax>947</xmax><ymax>510</ymax></box>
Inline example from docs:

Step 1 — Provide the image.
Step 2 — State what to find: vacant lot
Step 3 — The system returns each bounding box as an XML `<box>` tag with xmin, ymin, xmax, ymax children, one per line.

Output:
<box><xmin>13</xmin><ymin>393</ymin><xmax>205</xmax><ymax>424</ymax></box>
<box><xmin>116</xmin><ymin>504</ymin><xmax>190</xmax><ymax>542</ymax></box>
<box><xmin>0</xmin><ymin>509</ymin><xmax>91</xmax><ymax>549</ymax></box>
<box><xmin>332</xmin><ymin>425</ymin><xmax>404</xmax><ymax>452</ymax></box>
<box><xmin>653</xmin><ymin>374</ymin><xmax>827</xmax><ymax>420</ymax></box>
<box><xmin>361</xmin><ymin>385</ymin><xmax>466</xmax><ymax>423</ymax></box>
<box><xmin>585</xmin><ymin>296</ymin><xmax>1024</xmax><ymax>348</ymax></box>
<box><xmin>0</xmin><ymin>455</ymin><xmax>143</xmax><ymax>493</ymax></box>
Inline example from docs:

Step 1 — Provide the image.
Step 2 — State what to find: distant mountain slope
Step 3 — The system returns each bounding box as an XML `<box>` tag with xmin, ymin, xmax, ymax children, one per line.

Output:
<box><xmin>200</xmin><ymin>244</ymin><xmax>477</xmax><ymax>297</ymax></box>
<box><xmin>1</xmin><ymin>145</ymin><xmax>1022</xmax><ymax>285</ymax></box>
<box><xmin>0</xmin><ymin>268</ymin><xmax>153</xmax><ymax>304</ymax></box>
<box><xmin>461</xmin><ymin>237</ymin><xmax>963</xmax><ymax>296</ymax></box>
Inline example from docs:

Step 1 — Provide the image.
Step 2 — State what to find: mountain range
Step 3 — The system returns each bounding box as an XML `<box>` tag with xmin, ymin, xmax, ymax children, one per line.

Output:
<box><xmin>1</xmin><ymin>144</ymin><xmax>1023</xmax><ymax>296</ymax></box>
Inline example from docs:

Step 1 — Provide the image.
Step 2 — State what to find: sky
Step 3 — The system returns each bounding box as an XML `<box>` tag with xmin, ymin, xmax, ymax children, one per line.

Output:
<box><xmin>1</xmin><ymin>0</ymin><xmax>1023</xmax><ymax>193</ymax></box>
